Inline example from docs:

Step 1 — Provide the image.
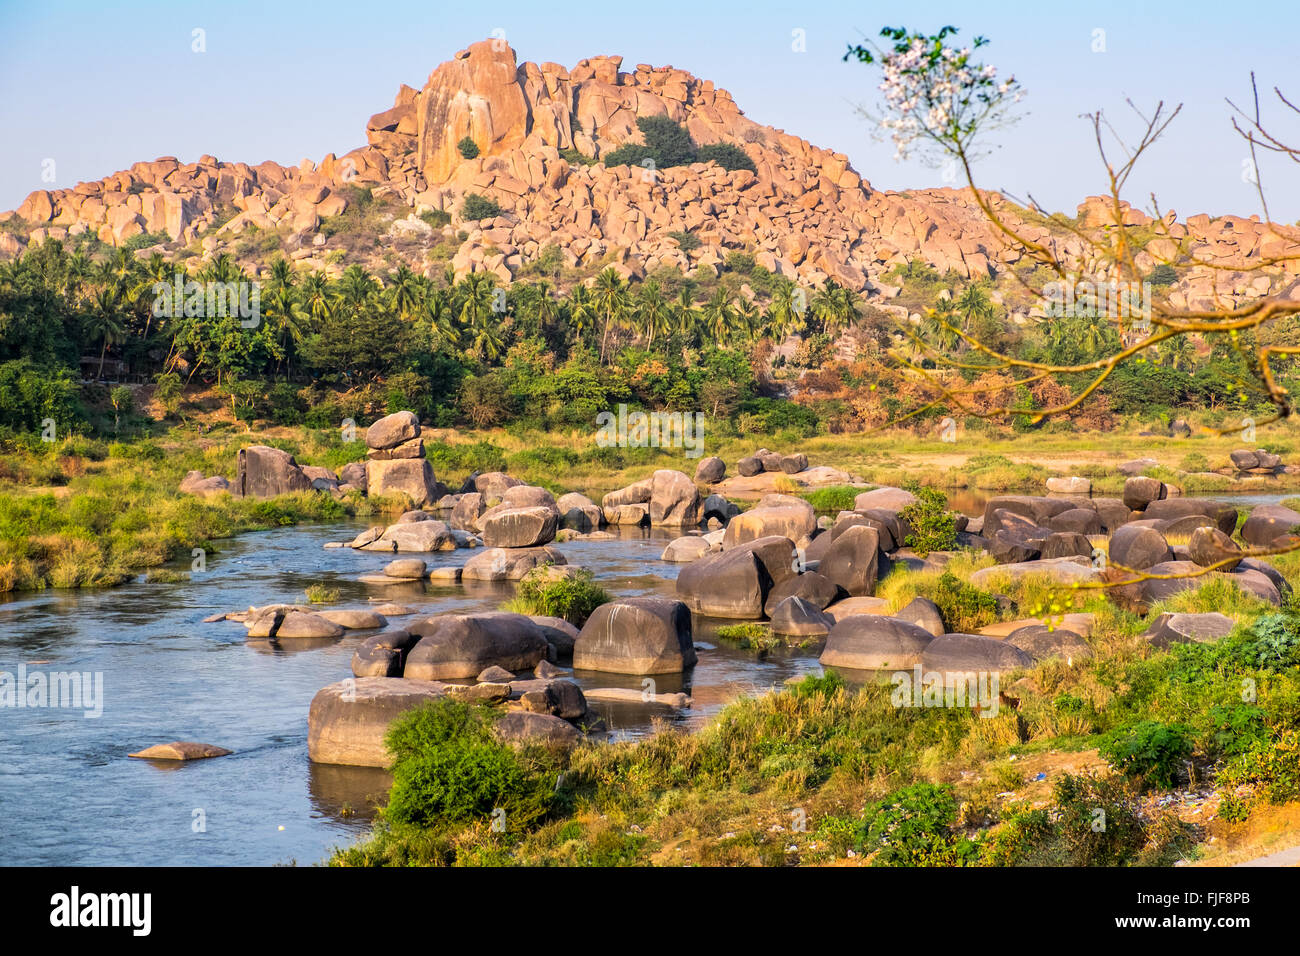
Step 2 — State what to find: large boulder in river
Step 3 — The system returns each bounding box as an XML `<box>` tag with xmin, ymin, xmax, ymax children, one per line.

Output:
<box><xmin>820</xmin><ymin>616</ymin><xmax>935</xmax><ymax>670</ymax></box>
<box><xmin>236</xmin><ymin>445</ymin><xmax>313</xmax><ymax>498</ymax></box>
<box><xmin>275</xmin><ymin>611</ymin><xmax>345</xmax><ymax>639</ymax></box>
<box><xmin>1107</xmin><ymin>524</ymin><xmax>1172</xmax><ymax>571</ymax></box>
<box><xmin>450</xmin><ymin>492</ymin><xmax>487</xmax><ymax>531</ymax></box>
<box><xmin>1122</xmin><ymin>476</ymin><xmax>1167</xmax><ymax>511</ymax></box>
<box><xmin>501</xmin><ymin>485</ymin><xmax>560</xmax><ymax>513</ymax></box>
<box><xmin>722</xmin><ymin>494</ymin><xmax>816</xmax><ymax>548</ymax></box>
<box><xmin>573</xmin><ymin>597</ymin><xmax>696</xmax><ymax>674</ymax></box>
<box><xmin>675</xmin><ymin>536</ymin><xmax>795</xmax><ymax>618</ymax></box>
<box><xmin>468</xmin><ymin>471</ymin><xmax>524</xmax><ymax>501</ymax></box>
<box><xmin>649</xmin><ymin>469</ymin><xmax>701</xmax><ymax>526</ymax></box>
<box><xmin>308</xmin><ymin>677</ymin><xmax>447</xmax><ymax>766</ymax></box>
<box><xmin>493</xmin><ymin>712</ymin><xmax>582</xmax><ymax>749</ymax></box>
<box><xmin>365</xmin><ymin>410</ymin><xmax>420</xmax><ymax>451</ymax></box>
<box><xmin>662</xmin><ymin>535</ymin><xmax>714</xmax><ymax>563</ymax></box>
<box><xmin>351</xmin><ymin>629</ymin><xmax>421</xmax><ymax>677</ymax></box>
<box><xmin>818</xmin><ymin>525</ymin><xmax>881</xmax><ymax>596</ymax></box>
<box><xmin>981</xmin><ymin>496</ymin><xmax>1076</xmax><ymax>539</ymax></box>
<box><xmin>366</xmin><ymin>458</ymin><xmax>439</xmax><ymax>508</ymax></box>
<box><xmin>481</xmin><ymin>506</ymin><xmax>558</xmax><ymax>548</ymax></box>
<box><xmin>404</xmin><ymin>612</ymin><xmax>549</xmax><ymax>680</ymax></box>
<box><xmin>763</xmin><ymin>570</ymin><xmax>840</xmax><ymax>616</ymax></box>
<box><xmin>556</xmin><ymin>492</ymin><xmax>602</xmax><ymax>531</ymax></box>
<box><xmin>769</xmin><ymin>596</ymin><xmax>835</xmax><ymax>637</ymax></box>
<box><xmin>364</xmin><ymin>519</ymin><xmax>454</xmax><ymax>552</ymax></box>
<box><xmin>462</xmin><ymin>546</ymin><xmax>566</xmax><ymax>581</ymax></box>
<box><xmin>676</xmin><ymin>548</ymin><xmax>768</xmax><ymax>618</ymax></box>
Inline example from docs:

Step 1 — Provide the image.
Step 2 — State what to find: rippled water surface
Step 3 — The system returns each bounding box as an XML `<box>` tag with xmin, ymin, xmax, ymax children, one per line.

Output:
<box><xmin>0</xmin><ymin>520</ymin><xmax>821</xmax><ymax>866</ymax></box>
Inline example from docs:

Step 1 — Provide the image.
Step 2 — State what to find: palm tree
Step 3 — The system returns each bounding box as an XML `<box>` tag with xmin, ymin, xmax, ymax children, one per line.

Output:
<box><xmin>954</xmin><ymin>285</ymin><xmax>994</xmax><ymax>330</ymax></box>
<box><xmin>701</xmin><ymin>287</ymin><xmax>736</xmax><ymax>344</ymax></box>
<box><xmin>635</xmin><ymin>280</ymin><xmax>671</xmax><ymax>349</ymax></box>
<box><xmin>387</xmin><ymin>265</ymin><xmax>423</xmax><ymax>321</ymax></box>
<box><xmin>86</xmin><ymin>288</ymin><xmax>127</xmax><ymax>380</ymax></box>
<box><xmin>592</xmin><ymin>267</ymin><xmax>629</xmax><ymax>363</ymax></box>
<box><xmin>423</xmin><ymin>291</ymin><xmax>457</xmax><ymax>351</ymax></box>
<box><xmin>923</xmin><ymin>297</ymin><xmax>964</xmax><ymax>353</ymax></box>
<box><xmin>672</xmin><ymin>288</ymin><xmax>699</xmax><ymax>342</ymax></box>
<box><xmin>458</xmin><ymin>273</ymin><xmax>503</xmax><ymax>360</ymax></box>
<box><xmin>767</xmin><ymin>281</ymin><xmax>806</xmax><ymax>341</ymax></box>
<box><xmin>566</xmin><ymin>285</ymin><xmax>595</xmax><ymax>341</ymax></box>
<box><xmin>263</xmin><ymin>283</ymin><xmax>308</xmax><ymax>376</ymax></box>
<box><xmin>300</xmin><ymin>272</ymin><xmax>334</xmax><ymax>324</ymax></box>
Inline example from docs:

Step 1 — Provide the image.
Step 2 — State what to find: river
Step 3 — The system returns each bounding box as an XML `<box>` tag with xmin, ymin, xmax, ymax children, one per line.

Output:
<box><xmin>0</xmin><ymin>488</ymin><xmax>1291</xmax><ymax>866</ymax></box>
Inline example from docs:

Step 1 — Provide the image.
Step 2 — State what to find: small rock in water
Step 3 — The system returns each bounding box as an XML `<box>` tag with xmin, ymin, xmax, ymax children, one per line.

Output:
<box><xmin>477</xmin><ymin>665</ymin><xmax>516</xmax><ymax>683</ymax></box>
<box><xmin>129</xmin><ymin>742</ymin><xmax>231</xmax><ymax>761</ymax></box>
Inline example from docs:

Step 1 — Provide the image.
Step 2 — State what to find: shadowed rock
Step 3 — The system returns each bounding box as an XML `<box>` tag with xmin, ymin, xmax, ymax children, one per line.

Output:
<box><xmin>574</xmin><ymin>597</ymin><xmax>696</xmax><ymax>674</ymax></box>
<box><xmin>820</xmin><ymin>616</ymin><xmax>935</xmax><ymax>670</ymax></box>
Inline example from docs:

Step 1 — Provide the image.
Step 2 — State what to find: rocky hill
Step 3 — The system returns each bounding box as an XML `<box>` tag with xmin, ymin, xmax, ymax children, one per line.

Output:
<box><xmin>4</xmin><ymin>38</ymin><xmax>1299</xmax><ymax>313</ymax></box>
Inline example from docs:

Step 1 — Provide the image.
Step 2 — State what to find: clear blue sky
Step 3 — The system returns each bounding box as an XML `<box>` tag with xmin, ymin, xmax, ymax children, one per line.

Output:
<box><xmin>2</xmin><ymin>0</ymin><xmax>1297</xmax><ymax>222</ymax></box>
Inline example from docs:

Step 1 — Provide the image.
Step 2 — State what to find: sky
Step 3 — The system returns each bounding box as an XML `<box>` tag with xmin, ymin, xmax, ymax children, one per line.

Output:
<box><xmin>2</xmin><ymin>0</ymin><xmax>1298</xmax><ymax>222</ymax></box>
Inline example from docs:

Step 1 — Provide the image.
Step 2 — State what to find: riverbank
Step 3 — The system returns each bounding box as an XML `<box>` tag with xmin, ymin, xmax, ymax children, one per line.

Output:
<box><xmin>3</xmin><ymin>419</ymin><xmax>1298</xmax><ymax>594</ymax></box>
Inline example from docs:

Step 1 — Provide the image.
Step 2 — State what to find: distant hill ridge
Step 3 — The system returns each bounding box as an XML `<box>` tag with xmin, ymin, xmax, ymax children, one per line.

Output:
<box><xmin>4</xmin><ymin>38</ymin><xmax>1299</xmax><ymax>313</ymax></box>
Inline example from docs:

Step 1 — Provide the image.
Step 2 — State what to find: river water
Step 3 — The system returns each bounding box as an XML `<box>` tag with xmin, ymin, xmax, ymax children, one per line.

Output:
<box><xmin>0</xmin><ymin>489</ymin><xmax>1291</xmax><ymax>866</ymax></box>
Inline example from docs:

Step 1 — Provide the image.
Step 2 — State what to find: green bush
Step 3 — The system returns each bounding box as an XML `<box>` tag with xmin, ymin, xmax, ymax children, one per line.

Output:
<box><xmin>984</xmin><ymin>773</ymin><xmax>1187</xmax><ymax>866</ymax></box>
<box><xmin>383</xmin><ymin>700</ymin><xmax>556</xmax><ymax>829</ymax></box>
<box><xmin>1178</xmin><ymin>451</ymin><xmax>1210</xmax><ymax>473</ymax></box>
<box><xmin>0</xmin><ymin>360</ymin><xmax>83</xmax><ymax>434</ymax></box>
<box><xmin>925</xmin><ymin>571</ymin><xmax>999</xmax><ymax>633</ymax></box>
<box><xmin>697</xmin><ymin>142</ymin><xmax>756</xmax><ymax>173</ymax></box>
<box><xmin>858</xmin><ymin>783</ymin><xmax>980</xmax><ymax>866</ymax></box>
<box><xmin>418</xmin><ymin>209</ymin><xmax>451</xmax><ymax>229</ymax></box>
<box><xmin>457</xmin><ymin>137</ymin><xmax>480</xmax><ymax>160</ymax></box>
<box><xmin>667</xmin><ymin>230</ymin><xmax>700</xmax><ymax>252</ymax></box>
<box><xmin>801</xmin><ymin>486</ymin><xmax>859</xmax><ymax>513</ymax></box>
<box><xmin>899</xmin><ymin>485</ymin><xmax>959</xmax><ymax>555</ymax></box>
<box><xmin>460</xmin><ymin>193</ymin><xmax>501</xmax><ymax>221</ymax></box>
<box><xmin>507</xmin><ymin>567</ymin><xmax>611</xmax><ymax>626</ymax></box>
<box><xmin>1098</xmin><ymin>720</ymin><xmax>1193</xmax><ymax>789</ymax></box>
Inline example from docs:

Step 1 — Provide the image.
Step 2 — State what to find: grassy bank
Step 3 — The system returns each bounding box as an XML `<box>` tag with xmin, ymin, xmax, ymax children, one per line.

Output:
<box><xmin>329</xmin><ymin>548</ymin><xmax>1300</xmax><ymax>867</ymax></box>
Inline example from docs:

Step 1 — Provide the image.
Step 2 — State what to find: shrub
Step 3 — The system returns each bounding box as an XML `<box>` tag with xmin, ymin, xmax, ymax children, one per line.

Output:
<box><xmin>418</xmin><ymin>209</ymin><xmax>451</xmax><ymax>229</ymax></box>
<box><xmin>899</xmin><ymin>485</ymin><xmax>959</xmax><ymax>555</ymax></box>
<box><xmin>558</xmin><ymin>147</ymin><xmax>597</xmax><ymax>166</ymax></box>
<box><xmin>1148</xmin><ymin>263</ymin><xmax>1179</xmax><ymax>288</ymax></box>
<box><xmin>984</xmin><ymin>773</ymin><xmax>1186</xmax><ymax>866</ymax></box>
<box><xmin>697</xmin><ymin>142</ymin><xmax>757</xmax><ymax>173</ymax></box>
<box><xmin>925</xmin><ymin>571</ymin><xmax>999</xmax><ymax>633</ymax></box>
<box><xmin>506</xmin><ymin>567</ymin><xmax>610</xmax><ymax>626</ymax></box>
<box><xmin>667</xmin><ymin>230</ymin><xmax>700</xmax><ymax>252</ymax></box>
<box><xmin>858</xmin><ymin>783</ymin><xmax>980</xmax><ymax>866</ymax></box>
<box><xmin>382</xmin><ymin>700</ymin><xmax>555</xmax><ymax>829</ymax></box>
<box><xmin>1178</xmin><ymin>451</ymin><xmax>1210</xmax><ymax>473</ymax></box>
<box><xmin>457</xmin><ymin>137</ymin><xmax>480</xmax><ymax>159</ymax></box>
<box><xmin>1098</xmin><ymin>720</ymin><xmax>1194</xmax><ymax>789</ymax></box>
<box><xmin>460</xmin><ymin>193</ymin><xmax>501</xmax><ymax>221</ymax></box>
<box><xmin>801</xmin><ymin>486</ymin><xmax>859</xmax><ymax>513</ymax></box>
